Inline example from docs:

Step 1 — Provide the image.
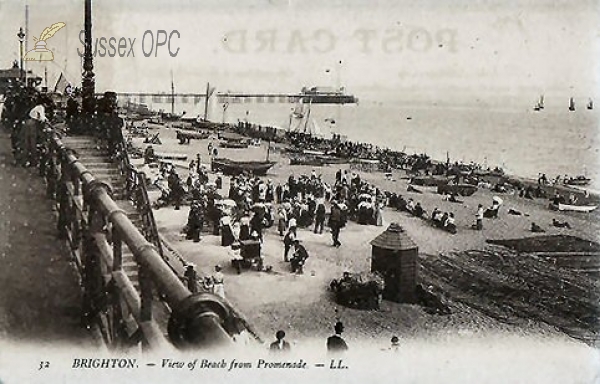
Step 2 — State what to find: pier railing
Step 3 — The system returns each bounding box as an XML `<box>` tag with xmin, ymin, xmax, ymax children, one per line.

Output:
<box><xmin>39</xmin><ymin>124</ymin><xmax>258</xmax><ymax>351</ymax></box>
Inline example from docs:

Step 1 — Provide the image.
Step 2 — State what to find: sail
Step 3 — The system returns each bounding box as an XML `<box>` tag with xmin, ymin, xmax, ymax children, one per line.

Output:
<box><xmin>289</xmin><ymin>102</ymin><xmax>308</xmax><ymax>132</ymax></box>
<box><xmin>54</xmin><ymin>72</ymin><xmax>69</xmax><ymax>94</ymax></box>
<box><xmin>288</xmin><ymin>100</ymin><xmax>325</xmax><ymax>136</ymax></box>
<box><xmin>305</xmin><ymin>117</ymin><xmax>322</xmax><ymax>136</ymax></box>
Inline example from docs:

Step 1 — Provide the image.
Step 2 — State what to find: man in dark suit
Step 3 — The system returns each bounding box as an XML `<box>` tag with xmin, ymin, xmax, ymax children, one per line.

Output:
<box><xmin>329</xmin><ymin>202</ymin><xmax>342</xmax><ymax>247</ymax></box>
<box><xmin>269</xmin><ymin>330</ymin><xmax>291</xmax><ymax>352</ymax></box>
<box><xmin>314</xmin><ymin>201</ymin><xmax>326</xmax><ymax>234</ymax></box>
<box><xmin>290</xmin><ymin>240</ymin><xmax>309</xmax><ymax>274</ymax></box>
<box><xmin>327</xmin><ymin>321</ymin><xmax>348</xmax><ymax>353</ymax></box>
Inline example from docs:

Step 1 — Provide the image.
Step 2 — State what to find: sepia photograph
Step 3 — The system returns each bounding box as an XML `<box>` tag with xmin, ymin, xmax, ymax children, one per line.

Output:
<box><xmin>0</xmin><ymin>0</ymin><xmax>598</xmax><ymax>383</ymax></box>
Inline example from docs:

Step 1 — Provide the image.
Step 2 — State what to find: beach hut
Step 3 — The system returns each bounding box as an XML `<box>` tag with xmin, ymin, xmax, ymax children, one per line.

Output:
<box><xmin>370</xmin><ymin>222</ymin><xmax>418</xmax><ymax>303</ymax></box>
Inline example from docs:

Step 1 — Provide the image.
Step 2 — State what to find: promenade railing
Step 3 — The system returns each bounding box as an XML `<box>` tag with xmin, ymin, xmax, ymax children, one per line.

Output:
<box><xmin>38</xmin><ymin>122</ymin><xmax>260</xmax><ymax>351</ymax></box>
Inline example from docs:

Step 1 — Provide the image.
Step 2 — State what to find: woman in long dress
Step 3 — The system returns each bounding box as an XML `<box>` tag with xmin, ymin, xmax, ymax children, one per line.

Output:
<box><xmin>220</xmin><ymin>214</ymin><xmax>235</xmax><ymax>246</ymax></box>
<box><xmin>212</xmin><ymin>265</ymin><xmax>225</xmax><ymax>298</ymax></box>
<box><xmin>277</xmin><ymin>207</ymin><xmax>287</xmax><ymax>236</ymax></box>
<box><xmin>376</xmin><ymin>202</ymin><xmax>384</xmax><ymax>226</ymax></box>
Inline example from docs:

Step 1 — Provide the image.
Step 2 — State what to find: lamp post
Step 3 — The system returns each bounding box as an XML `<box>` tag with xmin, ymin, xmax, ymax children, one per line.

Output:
<box><xmin>17</xmin><ymin>27</ymin><xmax>25</xmax><ymax>84</ymax></box>
<box><xmin>82</xmin><ymin>0</ymin><xmax>96</xmax><ymax>116</ymax></box>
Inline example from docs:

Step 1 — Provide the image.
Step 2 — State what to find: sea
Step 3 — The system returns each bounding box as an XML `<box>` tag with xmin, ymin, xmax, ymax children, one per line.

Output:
<box><xmin>147</xmin><ymin>93</ymin><xmax>600</xmax><ymax>191</ymax></box>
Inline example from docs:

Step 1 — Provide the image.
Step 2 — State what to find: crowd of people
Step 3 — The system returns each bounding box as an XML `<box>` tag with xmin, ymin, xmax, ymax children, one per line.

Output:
<box><xmin>1</xmin><ymin>85</ymin><xmax>54</xmax><ymax>168</ymax></box>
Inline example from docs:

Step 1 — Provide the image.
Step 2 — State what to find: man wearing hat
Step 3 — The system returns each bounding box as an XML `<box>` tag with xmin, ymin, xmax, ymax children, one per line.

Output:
<box><xmin>327</xmin><ymin>321</ymin><xmax>348</xmax><ymax>353</ymax></box>
<box><xmin>390</xmin><ymin>336</ymin><xmax>400</xmax><ymax>352</ymax></box>
<box><xmin>186</xmin><ymin>200</ymin><xmax>204</xmax><ymax>242</ymax></box>
<box><xmin>314</xmin><ymin>199</ymin><xmax>326</xmax><ymax>234</ymax></box>
<box><xmin>329</xmin><ymin>201</ymin><xmax>343</xmax><ymax>247</ymax></box>
<box><xmin>269</xmin><ymin>330</ymin><xmax>291</xmax><ymax>353</ymax></box>
<box><xmin>290</xmin><ymin>239</ymin><xmax>309</xmax><ymax>274</ymax></box>
<box><xmin>184</xmin><ymin>264</ymin><xmax>198</xmax><ymax>293</ymax></box>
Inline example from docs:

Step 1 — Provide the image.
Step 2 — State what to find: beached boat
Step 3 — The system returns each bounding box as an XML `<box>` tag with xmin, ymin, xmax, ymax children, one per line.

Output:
<box><xmin>557</xmin><ymin>203</ymin><xmax>597</xmax><ymax>212</ymax></box>
<box><xmin>437</xmin><ymin>183</ymin><xmax>478</xmax><ymax>197</ymax></box>
<box><xmin>411</xmin><ymin>176</ymin><xmax>451</xmax><ymax>187</ymax></box>
<box><xmin>175</xmin><ymin>130</ymin><xmax>210</xmax><ymax>140</ymax></box>
<box><xmin>569</xmin><ymin>97</ymin><xmax>575</xmax><ymax>111</ymax></box>
<box><xmin>290</xmin><ymin>155</ymin><xmax>324</xmax><ymax>166</ymax></box>
<box><xmin>219</xmin><ymin>131</ymin><xmax>250</xmax><ymax>148</ymax></box>
<box><xmin>211</xmin><ymin>157</ymin><xmax>276</xmax><ymax>176</ymax></box>
<box><xmin>289</xmin><ymin>153</ymin><xmax>348</xmax><ymax>166</ymax></box>
<box><xmin>220</xmin><ymin>141</ymin><xmax>249</xmax><ymax>149</ymax></box>
<box><xmin>564</xmin><ymin>176</ymin><xmax>591</xmax><ymax>186</ymax></box>
<box><xmin>588</xmin><ymin>98</ymin><xmax>594</xmax><ymax>110</ymax></box>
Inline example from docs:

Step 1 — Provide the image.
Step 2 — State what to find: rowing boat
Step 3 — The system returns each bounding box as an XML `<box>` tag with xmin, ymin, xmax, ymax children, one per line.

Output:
<box><xmin>211</xmin><ymin>158</ymin><xmax>276</xmax><ymax>176</ymax></box>
<box><xmin>557</xmin><ymin>203</ymin><xmax>597</xmax><ymax>212</ymax></box>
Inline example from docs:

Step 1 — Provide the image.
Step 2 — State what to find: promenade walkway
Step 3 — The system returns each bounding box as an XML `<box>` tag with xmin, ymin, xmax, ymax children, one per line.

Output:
<box><xmin>0</xmin><ymin>128</ymin><xmax>90</xmax><ymax>345</ymax></box>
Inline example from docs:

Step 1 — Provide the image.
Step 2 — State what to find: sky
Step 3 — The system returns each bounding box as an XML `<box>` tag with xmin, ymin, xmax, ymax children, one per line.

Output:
<box><xmin>0</xmin><ymin>0</ymin><xmax>598</xmax><ymax>102</ymax></box>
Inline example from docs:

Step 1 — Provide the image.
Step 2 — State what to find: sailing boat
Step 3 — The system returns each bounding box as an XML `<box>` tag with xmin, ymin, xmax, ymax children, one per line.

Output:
<box><xmin>569</xmin><ymin>97</ymin><xmax>575</xmax><ymax>111</ymax></box>
<box><xmin>288</xmin><ymin>99</ymin><xmax>321</xmax><ymax>135</ymax></box>
<box><xmin>587</xmin><ymin>98</ymin><xmax>593</xmax><ymax>110</ymax></box>
<box><xmin>533</xmin><ymin>95</ymin><xmax>544</xmax><ymax>111</ymax></box>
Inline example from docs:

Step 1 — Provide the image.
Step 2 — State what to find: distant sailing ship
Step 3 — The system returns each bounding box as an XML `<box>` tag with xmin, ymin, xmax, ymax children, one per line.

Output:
<box><xmin>533</xmin><ymin>94</ymin><xmax>544</xmax><ymax>111</ymax></box>
<box><xmin>569</xmin><ymin>97</ymin><xmax>575</xmax><ymax>111</ymax></box>
<box><xmin>587</xmin><ymin>98</ymin><xmax>593</xmax><ymax>110</ymax></box>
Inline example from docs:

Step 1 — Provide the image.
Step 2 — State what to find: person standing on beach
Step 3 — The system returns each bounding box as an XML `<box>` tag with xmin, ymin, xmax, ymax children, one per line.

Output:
<box><xmin>276</xmin><ymin>183</ymin><xmax>283</xmax><ymax>204</ymax></box>
<box><xmin>270</xmin><ymin>330</ymin><xmax>291</xmax><ymax>353</ymax></box>
<box><xmin>327</xmin><ymin>321</ymin><xmax>348</xmax><ymax>353</ymax></box>
<box><xmin>473</xmin><ymin>204</ymin><xmax>484</xmax><ymax>230</ymax></box>
<box><xmin>212</xmin><ymin>265</ymin><xmax>225</xmax><ymax>299</ymax></box>
<box><xmin>314</xmin><ymin>200</ymin><xmax>326</xmax><ymax>234</ymax></box>
<box><xmin>389</xmin><ymin>336</ymin><xmax>400</xmax><ymax>352</ymax></box>
<box><xmin>329</xmin><ymin>202</ymin><xmax>343</xmax><ymax>247</ymax></box>
<box><xmin>277</xmin><ymin>206</ymin><xmax>287</xmax><ymax>236</ymax></box>
<box><xmin>283</xmin><ymin>227</ymin><xmax>296</xmax><ymax>262</ymax></box>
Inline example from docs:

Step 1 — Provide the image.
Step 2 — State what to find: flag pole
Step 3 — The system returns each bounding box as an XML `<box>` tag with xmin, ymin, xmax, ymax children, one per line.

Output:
<box><xmin>204</xmin><ymin>82</ymin><xmax>210</xmax><ymax>121</ymax></box>
<box><xmin>170</xmin><ymin>70</ymin><xmax>175</xmax><ymax>115</ymax></box>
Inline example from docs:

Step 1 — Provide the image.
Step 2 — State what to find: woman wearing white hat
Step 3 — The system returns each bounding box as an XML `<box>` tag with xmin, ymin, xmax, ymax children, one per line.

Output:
<box><xmin>20</xmin><ymin>104</ymin><xmax>47</xmax><ymax>167</ymax></box>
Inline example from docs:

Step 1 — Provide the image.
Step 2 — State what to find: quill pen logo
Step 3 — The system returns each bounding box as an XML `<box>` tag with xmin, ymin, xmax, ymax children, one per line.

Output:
<box><xmin>24</xmin><ymin>22</ymin><xmax>66</xmax><ymax>62</ymax></box>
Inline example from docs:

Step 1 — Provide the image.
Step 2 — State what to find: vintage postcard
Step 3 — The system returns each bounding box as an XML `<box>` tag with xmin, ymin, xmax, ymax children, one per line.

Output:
<box><xmin>0</xmin><ymin>0</ymin><xmax>599</xmax><ymax>383</ymax></box>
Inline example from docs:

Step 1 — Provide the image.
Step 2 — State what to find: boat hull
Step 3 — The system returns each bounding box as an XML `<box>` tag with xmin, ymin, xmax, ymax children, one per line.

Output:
<box><xmin>565</xmin><ymin>179</ymin><xmax>591</xmax><ymax>186</ymax></box>
<box><xmin>220</xmin><ymin>142</ymin><xmax>249</xmax><ymax>149</ymax></box>
<box><xmin>412</xmin><ymin>176</ymin><xmax>451</xmax><ymax>187</ymax></box>
<box><xmin>557</xmin><ymin>203</ymin><xmax>597</xmax><ymax>212</ymax></box>
<box><xmin>438</xmin><ymin>183</ymin><xmax>478</xmax><ymax>197</ymax></box>
<box><xmin>176</xmin><ymin>130</ymin><xmax>210</xmax><ymax>140</ymax></box>
<box><xmin>212</xmin><ymin>158</ymin><xmax>276</xmax><ymax>176</ymax></box>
